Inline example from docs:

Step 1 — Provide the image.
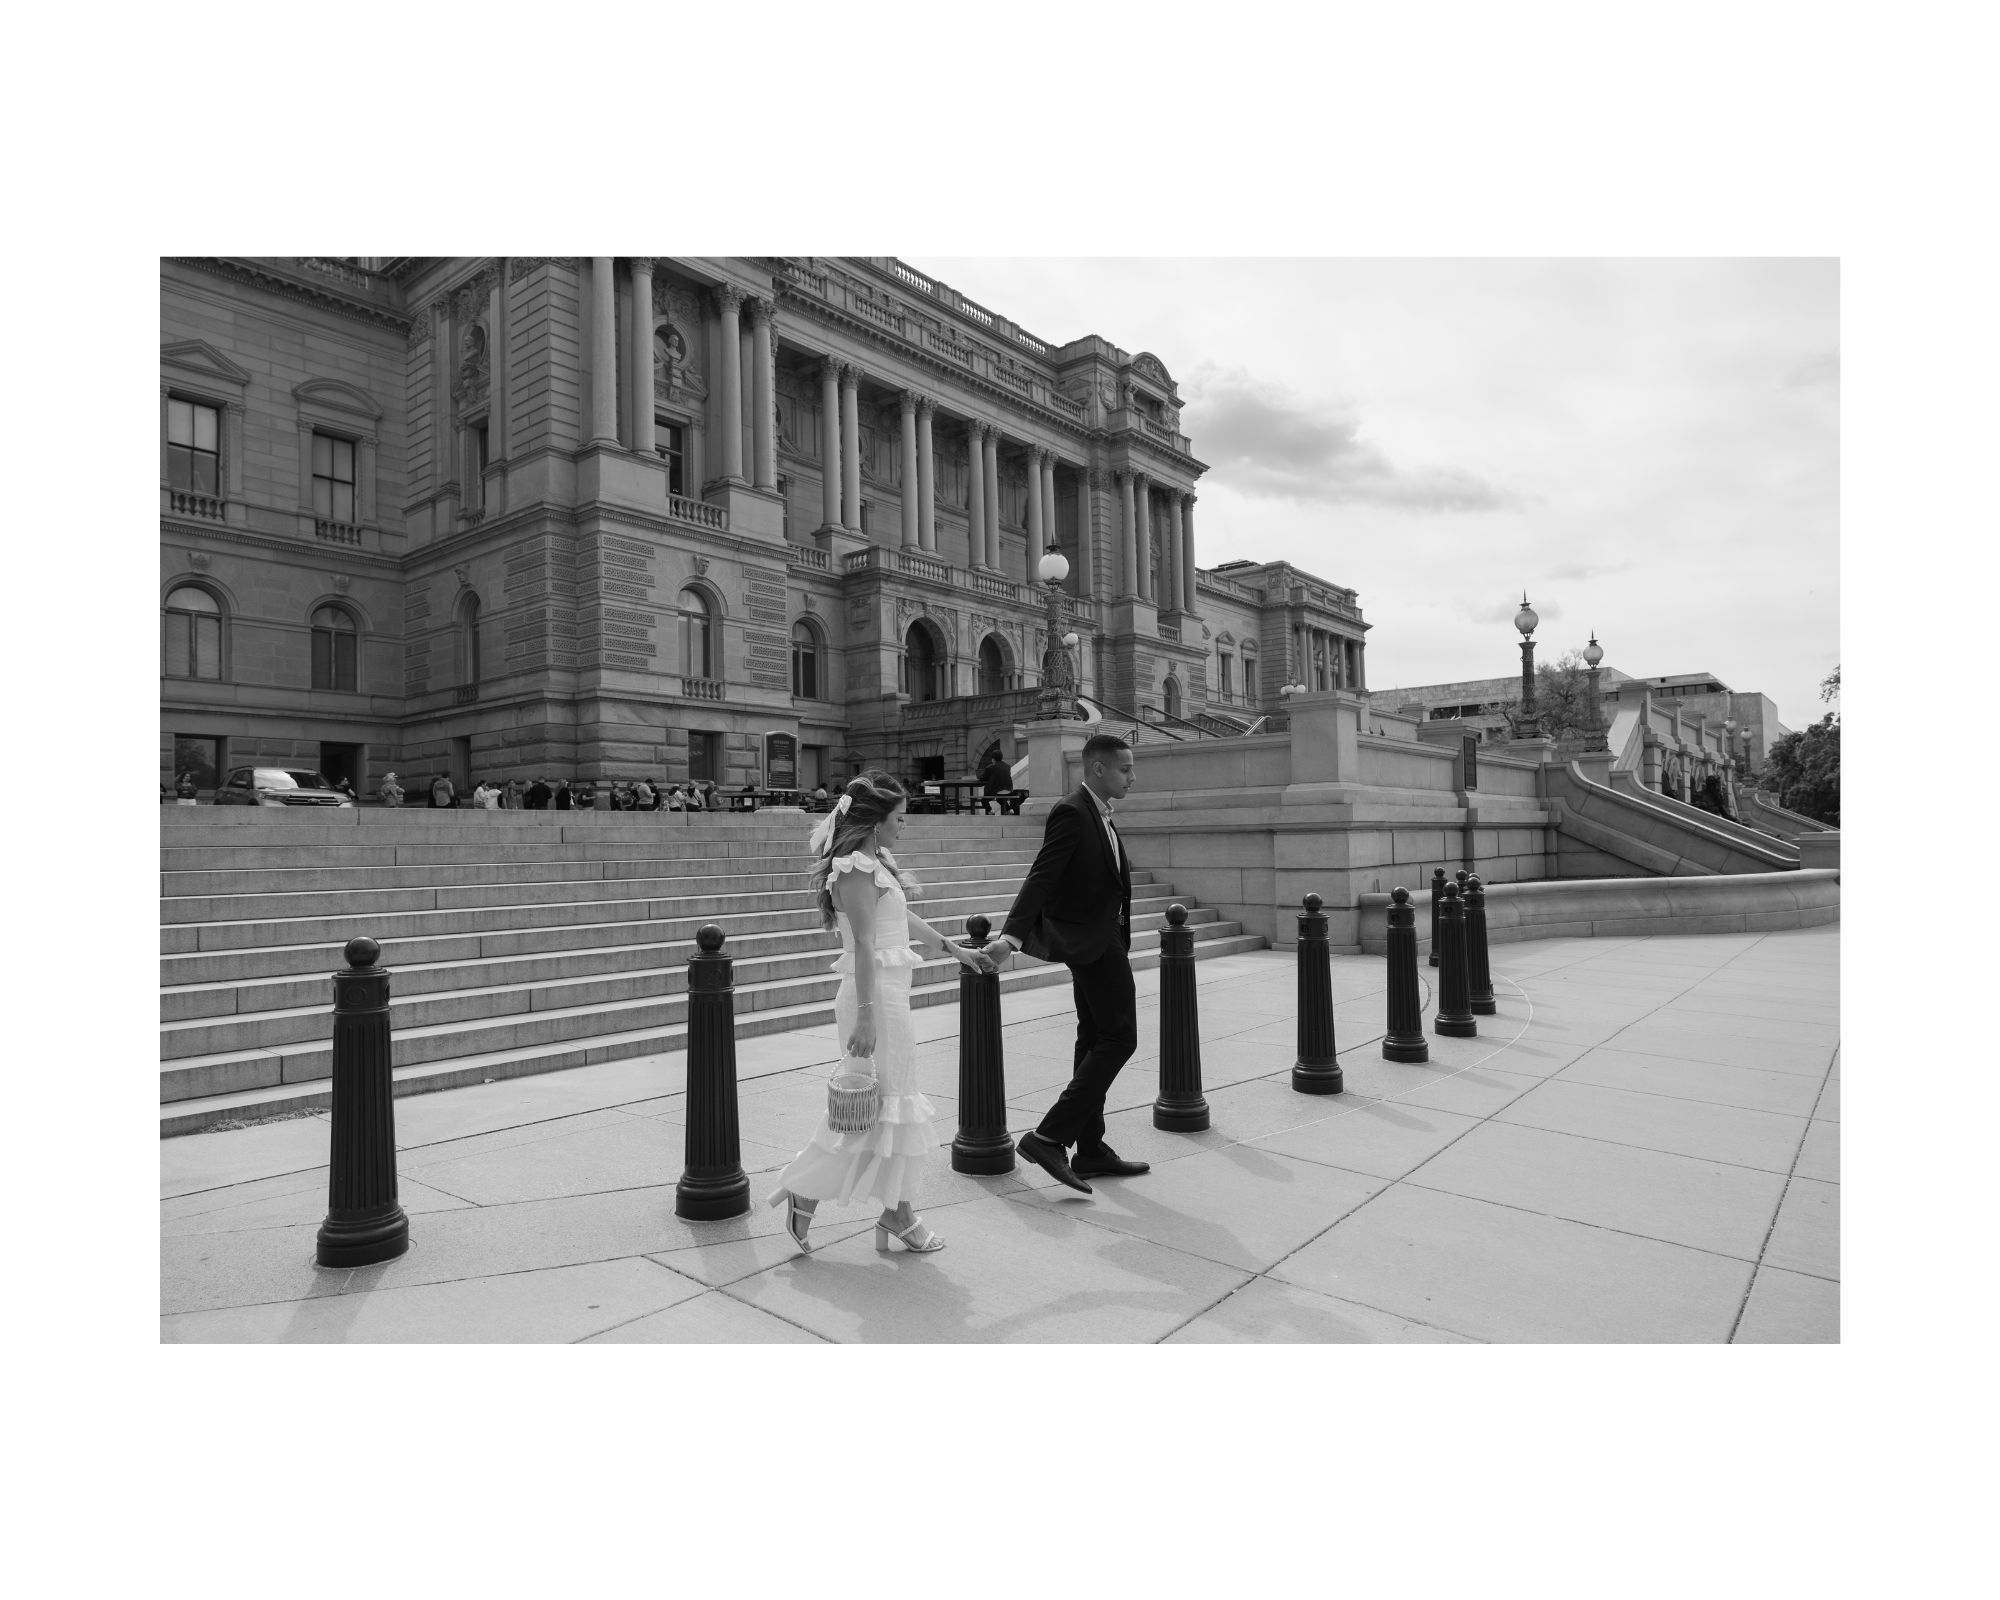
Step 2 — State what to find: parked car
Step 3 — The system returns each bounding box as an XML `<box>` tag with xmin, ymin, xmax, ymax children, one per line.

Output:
<box><xmin>214</xmin><ymin>767</ymin><xmax>356</xmax><ymax>808</ymax></box>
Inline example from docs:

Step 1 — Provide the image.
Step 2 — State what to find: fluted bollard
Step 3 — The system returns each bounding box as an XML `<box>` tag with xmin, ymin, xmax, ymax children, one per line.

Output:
<box><xmin>1428</xmin><ymin>867</ymin><xmax>1446</xmax><ymax>967</ymax></box>
<box><xmin>1456</xmin><ymin>868</ymin><xmax>1470</xmax><ymax>897</ymax></box>
<box><xmin>1433</xmin><ymin>882</ymin><xmax>1477</xmax><ymax>1038</ymax></box>
<box><xmin>316</xmin><ymin>937</ymin><xmax>410</xmax><ymax>1268</ymax></box>
<box><xmin>952</xmin><ymin>915</ymin><xmax>1015</xmax><ymax>1174</ymax></box>
<box><xmin>1155</xmin><ymin>905</ymin><xmax>1212</xmax><ymax>1129</ymax></box>
<box><xmin>1465</xmin><ymin>874</ymin><xmax>1497</xmax><ymax>1016</ymax></box>
<box><xmin>1292</xmin><ymin>893</ymin><xmax>1343</xmax><ymax>1094</ymax></box>
<box><xmin>676</xmin><ymin>924</ymin><xmax>750</xmax><ymax>1220</ymax></box>
<box><xmin>1382</xmin><ymin>888</ymin><xmax>1430</xmax><ymax>1062</ymax></box>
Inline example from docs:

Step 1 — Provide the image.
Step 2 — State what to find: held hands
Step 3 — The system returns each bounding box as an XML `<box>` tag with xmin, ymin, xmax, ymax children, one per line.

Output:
<box><xmin>950</xmin><ymin>941</ymin><xmax>1000</xmax><ymax>976</ymax></box>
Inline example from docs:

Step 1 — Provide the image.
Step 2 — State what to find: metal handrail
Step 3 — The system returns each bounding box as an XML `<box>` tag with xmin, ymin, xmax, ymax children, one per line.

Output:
<box><xmin>1072</xmin><ymin>693</ymin><xmax>1192</xmax><ymax>742</ymax></box>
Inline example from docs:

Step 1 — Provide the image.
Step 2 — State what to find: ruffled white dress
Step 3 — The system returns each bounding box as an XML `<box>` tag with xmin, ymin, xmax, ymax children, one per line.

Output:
<box><xmin>768</xmin><ymin>850</ymin><xmax>938</xmax><ymax>1209</ymax></box>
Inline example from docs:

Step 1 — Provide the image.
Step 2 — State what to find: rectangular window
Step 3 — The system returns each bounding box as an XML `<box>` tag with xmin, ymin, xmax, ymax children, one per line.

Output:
<box><xmin>165</xmin><ymin>611</ymin><xmax>222</xmax><ymax>679</ymax></box>
<box><xmin>1245</xmin><ymin>660</ymin><xmax>1258</xmax><ymax>701</ymax></box>
<box><xmin>167</xmin><ymin>398</ymin><xmax>220</xmax><ymax>494</ymax></box>
<box><xmin>688</xmin><ymin>730</ymin><xmax>719</xmax><ymax>783</ymax></box>
<box><xmin>312</xmin><ymin>433</ymin><xmax>356</xmax><ymax>522</ymax></box>
<box><xmin>311</xmin><ymin>629</ymin><xmax>356</xmax><ymax>691</ymax></box>
<box><xmin>1219</xmin><ymin>655</ymin><xmax>1233</xmax><ymax>697</ymax></box>
<box><xmin>657</xmin><ymin>422</ymin><xmax>686</xmax><ymax>497</ymax></box>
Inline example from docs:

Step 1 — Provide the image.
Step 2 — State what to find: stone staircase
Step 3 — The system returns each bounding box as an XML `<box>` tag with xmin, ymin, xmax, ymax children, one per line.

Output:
<box><xmin>160</xmin><ymin>809</ymin><xmax>1266</xmax><ymax>1135</ymax></box>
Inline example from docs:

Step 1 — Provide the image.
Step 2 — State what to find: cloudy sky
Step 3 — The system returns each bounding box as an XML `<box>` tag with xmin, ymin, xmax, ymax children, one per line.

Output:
<box><xmin>910</xmin><ymin>258</ymin><xmax>1839</xmax><ymax>731</ymax></box>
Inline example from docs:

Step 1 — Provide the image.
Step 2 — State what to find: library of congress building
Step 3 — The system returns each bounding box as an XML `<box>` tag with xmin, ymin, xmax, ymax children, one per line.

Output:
<box><xmin>159</xmin><ymin>256</ymin><xmax>1371</xmax><ymax>796</ymax></box>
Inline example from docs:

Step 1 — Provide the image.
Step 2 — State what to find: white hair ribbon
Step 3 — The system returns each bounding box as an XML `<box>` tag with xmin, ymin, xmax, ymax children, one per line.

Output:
<box><xmin>808</xmin><ymin>792</ymin><xmax>853</xmax><ymax>855</ymax></box>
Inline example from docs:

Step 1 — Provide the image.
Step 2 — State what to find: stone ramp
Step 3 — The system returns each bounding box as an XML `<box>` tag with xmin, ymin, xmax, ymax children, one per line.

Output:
<box><xmin>160</xmin><ymin>810</ymin><xmax>1265</xmax><ymax>1134</ymax></box>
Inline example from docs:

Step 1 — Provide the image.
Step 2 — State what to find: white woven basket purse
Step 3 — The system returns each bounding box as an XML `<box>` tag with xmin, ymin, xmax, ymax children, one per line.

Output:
<box><xmin>826</xmin><ymin>1055</ymin><xmax>880</xmax><ymax>1133</ymax></box>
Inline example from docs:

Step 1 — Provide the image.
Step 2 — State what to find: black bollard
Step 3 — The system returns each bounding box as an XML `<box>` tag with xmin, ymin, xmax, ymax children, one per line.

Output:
<box><xmin>676</xmin><ymin>924</ymin><xmax>750</xmax><ymax>1219</ymax></box>
<box><xmin>952</xmin><ymin>915</ymin><xmax>1016</xmax><ymax>1174</ymax></box>
<box><xmin>1456</xmin><ymin>868</ymin><xmax>1470</xmax><ymax>898</ymax></box>
<box><xmin>1433</xmin><ymin>882</ymin><xmax>1478</xmax><ymax>1038</ymax></box>
<box><xmin>1428</xmin><ymin>867</ymin><xmax>1446</xmax><ymax>967</ymax></box>
<box><xmin>316</xmin><ymin>937</ymin><xmax>410</xmax><ymax>1268</ymax></box>
<box><xmin>1465</xmin><ymin>874</ymin><xmax>1497</xmax><ymax>1016</ymax></box>
<box><xmin>1382</xmin><ymin>888</ymin><xmax>1430</xmax><ymax>1063</ymax></box>
<box><xmin>1292</xmin><ymin>893</ymin><xmax>1343</xmax><ymax>1094</ymax></box>
<box><xmin>1155</xmin><ymin>905</ymin><xmax>1212</xmax><ymax>1130</ymax></box>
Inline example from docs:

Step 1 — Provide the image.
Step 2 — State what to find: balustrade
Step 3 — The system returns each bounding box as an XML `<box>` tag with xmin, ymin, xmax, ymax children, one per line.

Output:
<box><xmin>682</xmin><ymin>677</ymin><xmax>725</xmax><ymax>701</ymax></box>
<box><xmin>169</xmin><ymin>490</ymin><xmax>227</xmax><ymax>522</ymax></box>
<box><xmin>785</xmin><ymin>545</ymin><xmax>830</xmax><ymax>572</ymax></box>
<box><xmin>668</xmin><ymin>494</ymin><xmax>728</xmax><ymax>531</ymax></box>
<box><xmin>896</xmin><ymin>549</ymin><xmax>950</xmax><ymax>584</ymax></box>
<box><xmin>892</xmin><ymin>263</ymin><xmax>935</xmax><ymax>294</ymax></box>
<box><xmin>971</xmin><ymin>571</ymin><xmax>1018</xmax><ymax>601</ymax></box>
<box><xmin>314</xmin><ymin>518</ymin><xmax>361</xmax><ymax>545</ymax></box>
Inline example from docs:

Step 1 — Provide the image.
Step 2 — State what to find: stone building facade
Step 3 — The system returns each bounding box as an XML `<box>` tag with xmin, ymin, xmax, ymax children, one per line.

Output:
<box><xmin>160</xmin><ymin>257</ymin><xmax>1368</xmax><ymax>794</ymax></box>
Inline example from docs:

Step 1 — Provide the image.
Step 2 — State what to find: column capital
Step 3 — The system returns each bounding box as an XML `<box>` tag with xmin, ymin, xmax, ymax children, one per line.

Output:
<box><xmin>916</xmin><ymin>394</ymin><xmax>936</xmax><ymax>419</ymax></box>
<box><xmin>818</xmin><ymin>357</ymin><xmax>842</xmax><ymax>386</ymax></box>
<box><xmin>839</xmin><ymin>362</ymin><xmax>861</xmax><ymax>394</ymax></box>
<box><xmin>712</xmin><ymin>284</ymin><xmax>747</xmax><ymax>317</ymax></box>
<box><xmin>627</xmin><ymin>256</ymin><xmax>656</xmax><ymax>277</ymax></box>
<box><xmin>899</xmin><ymin>389</ymin><xmax>919</xmax><ymax>416</ymax></box>
<box><xmin>1087</xmin><ymin>467</ymin><xmax>1107</xmax><ymax>491</ymax></box>
<box><xmin>747</xmin><ymin>294</ymin><xmax>778</xmax><ymax>328</ymax></box>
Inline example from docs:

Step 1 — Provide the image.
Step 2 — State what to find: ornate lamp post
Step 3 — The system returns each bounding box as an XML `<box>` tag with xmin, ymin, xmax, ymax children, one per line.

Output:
<box><xmin>1515</xmin><ymin>593</ymin><xmax>1540</xmax><ymax>720</ymax></box>
<box><xmin>1583</xmin><ymin>631</ymin><xmax>1607</xmax><ymax>751</ymax></box>
<box><xmin>1035</xmin><ymin>541</ymin><xmax>1073</xmax><ymax>719</ymax></box>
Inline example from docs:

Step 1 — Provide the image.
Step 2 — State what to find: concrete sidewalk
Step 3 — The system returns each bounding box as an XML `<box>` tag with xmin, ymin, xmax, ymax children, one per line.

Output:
<box><xmin>160</xmin><ymin>927</ymin><xmax>1839</xmax><ymax>1343</ymax></box>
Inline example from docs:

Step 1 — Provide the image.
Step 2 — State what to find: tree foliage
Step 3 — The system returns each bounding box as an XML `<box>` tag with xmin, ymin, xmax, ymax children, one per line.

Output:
<box><xmin>1486</xmin><ymin>648</ymin><xmax>1598</xmax><ymax>741</ymax></box>
<box><xmin>1762</xmin><ymin>713</ymin><xmax>1840</xmax><ymax>825</ymax></box>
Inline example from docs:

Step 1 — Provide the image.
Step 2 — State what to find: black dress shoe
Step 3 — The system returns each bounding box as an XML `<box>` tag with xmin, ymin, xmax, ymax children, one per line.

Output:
<box><xmin>1017</xmin><ymin>1131</ymin><xmax>1092</xmax><ymax>1193</ymax></box>
<box><xmin>1072</xmin><ymin>1148</ymin><xmax>1150</xmax><ymax>1178</ymax></box>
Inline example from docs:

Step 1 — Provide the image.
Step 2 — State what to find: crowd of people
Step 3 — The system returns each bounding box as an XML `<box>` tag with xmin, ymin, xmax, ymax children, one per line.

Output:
<box><xmin>378</xmin><ymin>774</ymin><xmax>744</xmax><ymax>811</ymax></box>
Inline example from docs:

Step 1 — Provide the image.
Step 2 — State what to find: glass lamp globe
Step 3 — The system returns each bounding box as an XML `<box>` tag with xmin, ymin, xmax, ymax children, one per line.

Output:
<box><xmin>1514</xmin><ymin>594</ymin><xmax>1539</xmax><ymax>636</ymax></box>
<box><xmin>1584</xmin><ymin>633</ymin><xmax>1603</xmax><ymax>667</ymax></box>
<box><xmin>1062</xmin><ymin>632</ymin><xmax>1078</xmax><ymax>648</ymax></box>
<box><xmin>1037</xmin><ymin>545</ymin><xmax>1070</xmax><ymax>585</ymax></box>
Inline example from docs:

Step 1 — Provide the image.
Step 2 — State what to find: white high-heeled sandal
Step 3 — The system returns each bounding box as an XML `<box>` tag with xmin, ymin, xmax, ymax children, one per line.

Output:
<box><xmin>767</xmin><ymin>1188</ymin><xmax>814</xmax><ymax>1254</ymax></box>
<box><xmin>875</xmin><ymin>1214</ymin><xmax>945</xmax><ymax>1253</ymax></box>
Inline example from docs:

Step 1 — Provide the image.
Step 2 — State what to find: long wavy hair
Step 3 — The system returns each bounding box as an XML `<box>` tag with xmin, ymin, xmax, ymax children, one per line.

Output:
<box><xmin>807</xmin><ymin>770</ymin><xmax>919</xmax><ymax>929</ymax></box>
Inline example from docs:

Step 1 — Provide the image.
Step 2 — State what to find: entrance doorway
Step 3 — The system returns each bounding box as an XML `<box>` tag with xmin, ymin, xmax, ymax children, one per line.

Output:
<box><xmin>450</xmin><ymin>736</ymin><xmax>472</xmax><ymax>791</ymax></box>
<box><xmin>318</xmin><ymin>741</ymin><xmax>363</xmax><ymax>790</ymax></box>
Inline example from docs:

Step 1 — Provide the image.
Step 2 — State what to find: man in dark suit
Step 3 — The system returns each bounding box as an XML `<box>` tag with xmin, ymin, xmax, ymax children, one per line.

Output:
<box><xmin>988</xmin><ymin>733</ymin><xmax>1149</xmax><ymax>1193</ymax></box>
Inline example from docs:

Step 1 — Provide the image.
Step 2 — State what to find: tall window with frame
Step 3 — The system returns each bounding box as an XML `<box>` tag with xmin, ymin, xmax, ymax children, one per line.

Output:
<box><xmin>791</xmin><ymin>620</ymin><xmax>819</xmax><ymax>700</ymax></box>
<box><xmin>459</xmin><ymin>594</ymin><xmax>482</xmax><ymax>692</ymax></box>
<box><xmin>1218</xmin><ymin>653</ymin><xmax>1233</xmax><ymax>701</ymax></box>
<box><xmin>312</xmin><ymin>433</ymin><xmax>356</xmax><ymax>523</ymax></box>
<box><xmin>1244</xmin><ymin>656</ymin><xmax>1259</xmax><ymax>703</ymax></box>
<box><xmin>311</xmin><ymin>605</ymin><xmax>358</xmax><ymax>691</ymax></box>
<box><xmin>167</xmin><ymin>398</ymin><xmax>220</xmax><ymax>495</ymax></box>
<box><xmin>681</xmin><ymin>588</ymin><xmax>714</xmax><ymax>680</ymax></box>
<box><xmin>656</xmin><ymin>421</ymin><xmax>687</xmax><ymax>498</ymax></box>
<box><xmin>164</xmin><ymin>585</ymin><xmax>223</xmax><ymax>680</ymax></box>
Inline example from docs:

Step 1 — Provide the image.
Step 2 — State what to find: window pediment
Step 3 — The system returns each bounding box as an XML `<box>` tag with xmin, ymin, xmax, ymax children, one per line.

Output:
<box><xmin>293</xmin><ymin>377</ymin><xmax>384</xmax><ymax>425</ymax></box>
<box><xmin>162</xmin><ymin>339</ymin><xmax>251</xmax><ymax>394</ymax></box>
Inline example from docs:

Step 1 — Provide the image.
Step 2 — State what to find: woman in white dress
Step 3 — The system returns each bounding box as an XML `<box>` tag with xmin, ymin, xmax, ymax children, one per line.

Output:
<box><xmin>767</xmin><ymin>771</ymin><xmax>994</xmax><ymax>1255</ymax></box>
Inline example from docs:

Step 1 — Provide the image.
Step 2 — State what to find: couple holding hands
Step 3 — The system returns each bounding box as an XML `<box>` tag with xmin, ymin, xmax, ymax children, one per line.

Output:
<box><xmin>766</xmin><ymin>735</ymin><xmax>1147</xmax><ymax>1256</ymax></box>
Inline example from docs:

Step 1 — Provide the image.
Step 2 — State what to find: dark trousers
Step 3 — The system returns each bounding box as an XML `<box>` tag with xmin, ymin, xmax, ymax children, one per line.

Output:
<box><xmin>1036</xmin><ymin>943</ymin><xmax>1137</xmax><ymax>1154</ymax></box>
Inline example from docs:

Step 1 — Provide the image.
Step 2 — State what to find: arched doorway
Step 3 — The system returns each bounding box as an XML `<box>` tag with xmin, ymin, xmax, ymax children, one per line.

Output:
<box><xmin>977</xmin><ymin>633</ymin><xmax>1011</xmax><ymax>694</ymax></box>
<box><xmin>903</xmin><ymin>621</ymin><xmax>942</xmax><ymax>703</ymax></box>
<box><xmin>1163</xmin><ymin>675</ymin><xmax>1181</xmax><ymax>720</ymax></box>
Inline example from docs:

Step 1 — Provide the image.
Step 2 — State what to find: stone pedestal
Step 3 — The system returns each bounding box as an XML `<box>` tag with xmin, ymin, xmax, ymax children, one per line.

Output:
<box><xmin>1020</xmin><ymin>718</ymin><xmax>1088</xmax><ymax>815</ymax></box>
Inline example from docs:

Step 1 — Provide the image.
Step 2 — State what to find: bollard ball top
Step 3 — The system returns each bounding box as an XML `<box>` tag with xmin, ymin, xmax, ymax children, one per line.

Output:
<box><xmin>1167</xmin><ymin>903</ymin><xmax>1188</xmax><ymax>926</ymax></box>
<box><xmin>344</xmin><ymin>936</ymin><xmax>381</xmax><ymax>969</ymax></box>
<box><xmin>1390</xmin><ymin>886</ymin><xmax>1410</xmax><ymax>904</ymax></box>
<box><xmin>1303</xmin><ymin>893</ymin><xmax>1323</xmax><ymax>913</ymax></box>
<box><xmin>966</xmin><ymin>913</ymin><xmax>991</xmax><ymax>941</ymax></box>
<box><xmin>696</xmin><ymin>924</ymin><xmax>725</xmax><ymax>953</ymax></box>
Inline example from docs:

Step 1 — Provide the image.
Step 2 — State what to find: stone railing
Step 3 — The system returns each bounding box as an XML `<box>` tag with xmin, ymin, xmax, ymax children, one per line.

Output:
<box><xmin>682</xmin><ymin>677</ymin><xmax>724</xmax><ymax>701</ymax></box>
<box><xmin>897</xmin><ymin>548</ymin><xmax>951</xmax><ymax>584</ymax></box>
<box><xmin>971</xmin><ymin>570</ymin><xmax>1021</xmax><ymax>601</ymax></box>
<box><xmin>168</xmin><ymin>490</ymin><xmax>227</xmax><ymax>522</ymax></box>
<box><xmin>853</xmin><ymin>296</ymin><xmax>903</xmax><ymax>332</ymax></box>
<box><xmin>453</xmin><ymin>684</ymin><xmax>478</xmax><ymax>705</ymax></box>
<box><xmin>314</xmin><ymin>518</ymin><xmax>362</xmax><ymax>545</ymax></box>
<box><xmin>892</xmin><ymin>263</ymin><xmax>936</xmax><ymax>294</ymax></box>
<box><xmin>785</xmin><ymin>544</ymin><xmax>830</xmax><ymax>572</ymax></box>
<box><xmin>1157</xmin><ymin>620</ymin><xmax>1181</xmax><ymax>642</ymax></box>
<box><xmin>929</xmin><ymin>328</ymin><xmax>975</xmax><ymax>365</ymax></box>
<box><xmin>669</xmin><ymin>494</ymin><xmax>727</xmax><ymax>532</ymax></box>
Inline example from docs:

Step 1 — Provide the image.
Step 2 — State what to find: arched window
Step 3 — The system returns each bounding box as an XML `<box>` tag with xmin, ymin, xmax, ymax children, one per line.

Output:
<box><xmin>978</xmin><ymin>634</ymin><xmax>1010</xmax><ymax>695</ymax></box>
<box><xmin>164</xmin><ymin>585</ymin><xmax>223</xmax><ymax>680</ymax></box>
<box><xmin>791</xmin><ymin>619</ymin><xmax>820</xmax><ymax>699</ymax></box>
<box><xmin>458</xmin><ymin>593</ymin><xmax>482</xmax><ymax>693</ymax></box>
<box><xmin>1163</xmin><ymin>675</ymin><xmax>1181</xmax><ymax>720</ymax></box>
<box><xmin>681</xmin><ymin>587</ymin><xmax>714</xmax><ymax>681</ymax></box>
<box><xmin>903</xmin><ymin>622</ymin><xmax>940</xmax><ymax>703</ymax></box>
<box><xmin>311</xmin><ymin>604</ymin><xmax>358</xmax><ymax>691</ymax></box>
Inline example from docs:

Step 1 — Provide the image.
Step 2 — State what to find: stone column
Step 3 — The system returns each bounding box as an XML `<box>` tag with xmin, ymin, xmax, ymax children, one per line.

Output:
<box><xmin>629</xmin><ymin>259</ymin><xmax>656</xmax><ymax>459</ymax></box>
<box><xmin>1165</xmin><ymin>493</ymin><xmax>1186</xmax><ymax>612</ymax></box>
<box><xmin>916</xmin><ymin>398</ymin><xmax>937</xmax><ymax>552</ymax></box>
<box><xmin>982</xmin><ymin>427</ymin><xmax>1001</xmax><ymax>572</ymax></box>
<box><xmin>898</xmin><ymin>392</ymin><xmax>920</xmax><ymax>547</ymax></box>
<box><xmin>965</xmin><ymin>423</ymin><xmax>986</xmax><ymax>569</ymax></box>
<box><xmin>1181</xmin><ymin>495</ymin><xmax>1198</xmax><ymax>617</ymax></box>
<box><xmin>1354</xmin><ymin>640</ymin><xmax>1366</xmax><ymax>693</ymax></box>
<box><xmin>1133</xmin><ymin>474</ymin><xmax>1153</xmax><ymax>602</ymax></box>
<box><xmin>1076</xmin><ymin>469</ymin><xmax>1095</xmax><ymax>598</ymax></box>
<box><xmin>588</xmin><ymin>256</ymin><xmax>618</xmax><ymax>447</ymax></box>
<box><xmin>1041</xmin><ymin>453</ymin><xmax>1057</xmax><ymax>556</ymax></box>
<box><xmin>1118</xmin><ymin>469</ymin><xmax>1137</xmax><ymax>596</ymax></box>
<box><xmin>714</xmin><ymin>285</ymin><xmax>746</xmax><ymax>484</ymax></box>
<box><xmin>749</xmin><ymin>297</ymin><xmax>777</xmax><ymax>489</ymax></box>
<box><xmin>839</xmin><ymin>365</ymin><xmax>862</xmax><ymax>532</ymax></box>
<box><xmin>818</xmin><ymin>360</ymin><xmax>841</xmax><ymax>531</ymax></box>
<box><xmin>1025</xmin><ymin>447</ymin><xmax>1046</xmax><ymax>556</ymax></box>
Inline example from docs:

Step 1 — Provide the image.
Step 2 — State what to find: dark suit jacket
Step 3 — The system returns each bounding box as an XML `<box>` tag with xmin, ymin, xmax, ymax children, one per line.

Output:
<box><xmin>1002</xmin><ymin>785</ymin><xmax>1132</xmax><ymax>966</ymax></box>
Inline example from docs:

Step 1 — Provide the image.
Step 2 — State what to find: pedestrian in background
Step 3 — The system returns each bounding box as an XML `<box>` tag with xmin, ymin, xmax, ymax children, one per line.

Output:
<box><xmin>554</xmin><ymin>779</ymin><xmax>573</xmax><ymax>810</ymax></box>
<box><xmin>430</xmin><ymin>774</ymin><xmax>455</xmax><ymax>809</ymax></box>
<box><xmin>526</xmin><ymin>776</ymin><xmax>552</xmax><ymax>809</ymax></box>
<box><xmin>380</xmin><ymin>772</ymin><xmax>404</xmax><ymax>807</ymax></box>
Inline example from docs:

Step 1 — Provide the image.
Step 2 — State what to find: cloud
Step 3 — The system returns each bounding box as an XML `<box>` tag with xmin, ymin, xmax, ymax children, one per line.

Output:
<box><xmin>1783</xmin><ymin>351</ymin><xmax>1839</xmax><ymax>391</ymax></box>
<box><xmin>1183</xmin><ymin>365</ymin><xmax>1521</xmax><ymax>513</ymax></box>
<box><xmin>1476</xmin><ymin>597</ymin><xmax>1563</xmax><ymax>626</ymax></box>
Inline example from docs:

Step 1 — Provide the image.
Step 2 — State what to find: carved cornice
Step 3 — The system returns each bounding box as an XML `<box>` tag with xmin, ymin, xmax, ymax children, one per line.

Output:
<box><xmin>165</xmin><ymin>258</ymin><xmax>412</xmax><ymax>334</ymax></box>
<box><xmin>508</xmin><ymin>256</ymin><xmax>580</xmax><ymax>283</ymax></box>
